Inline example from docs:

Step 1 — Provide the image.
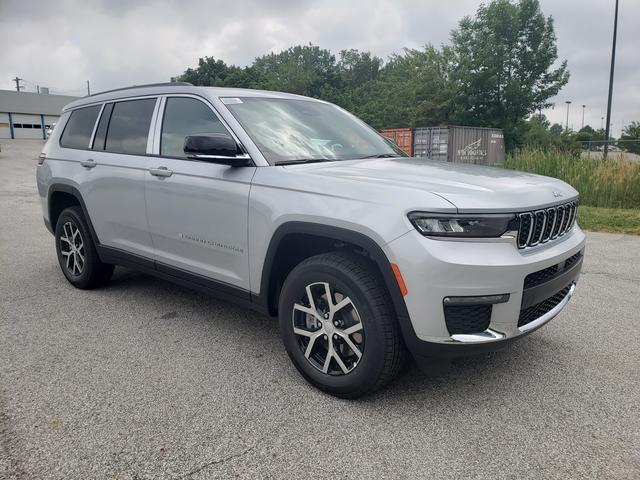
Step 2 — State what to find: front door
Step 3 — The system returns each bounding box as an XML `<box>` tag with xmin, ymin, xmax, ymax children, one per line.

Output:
<box><xmin>144</xmin><ymin>96</ymin><xmax>255</xmax><ymax>291</ymax></box>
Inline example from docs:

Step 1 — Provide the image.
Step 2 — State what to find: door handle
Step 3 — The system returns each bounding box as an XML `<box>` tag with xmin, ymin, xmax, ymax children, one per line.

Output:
<box><xmin>80</xmin><ymin>159</ymin><xmax>96</xmax><ymax>169</ymax></box>
<box><xmin>149</xmin><ymin>166</ymin><xmax>173</xmax><ymax>178</ymax></box>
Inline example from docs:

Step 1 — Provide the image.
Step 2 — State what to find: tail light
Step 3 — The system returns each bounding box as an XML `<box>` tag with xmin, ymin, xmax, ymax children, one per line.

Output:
<box><xmin>38</xmin><ymin>153</ymin><xmax>46</xmax><ymax>165</ymax></box>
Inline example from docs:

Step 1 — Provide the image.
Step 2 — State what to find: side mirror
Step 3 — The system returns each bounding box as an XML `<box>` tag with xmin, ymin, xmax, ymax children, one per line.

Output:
<box><xmin>183</xmin><ymin>133</ymin><xmax>251</xmax><ymax>166</ymax></box>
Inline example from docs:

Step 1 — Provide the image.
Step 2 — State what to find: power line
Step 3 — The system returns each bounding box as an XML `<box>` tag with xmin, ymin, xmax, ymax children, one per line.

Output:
<box><xmin>11</xmin><ymin>77</ymin><xmax>89</xmax><ymax>95</ymax></box>
<box><xmin>12</xmin><ymin>77</ymin><xmax>23</xmax><ymax>92</ymax></box>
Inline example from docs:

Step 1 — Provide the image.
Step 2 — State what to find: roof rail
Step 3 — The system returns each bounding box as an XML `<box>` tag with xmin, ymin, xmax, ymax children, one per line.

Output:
<box><xmin>86</xmin><ymin>82</ymin><xmax>194</xmax><ymax>98</ymax></box>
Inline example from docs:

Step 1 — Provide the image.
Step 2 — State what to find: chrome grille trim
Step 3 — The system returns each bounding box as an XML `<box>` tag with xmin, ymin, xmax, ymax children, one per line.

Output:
<box><xmin>517</xmin><ymin>200</ymin><xmax>578</xmax><ymax>249</ymax></box>
<box><xmin>517</xmin><ymin>212</ymin><xmax>534</xmax><ymax>248</ymax></box>
<box><xmin>542</xmin><ymin>208</ymin><xmax>556</xmax><ymax>243</ymax></box>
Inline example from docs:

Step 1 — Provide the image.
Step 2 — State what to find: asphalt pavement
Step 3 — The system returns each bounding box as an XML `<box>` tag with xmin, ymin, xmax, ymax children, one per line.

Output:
<box><xmin>1</xmin><ymin>140</ymin><xmax>638</xmax><ymax>479</ymax></box>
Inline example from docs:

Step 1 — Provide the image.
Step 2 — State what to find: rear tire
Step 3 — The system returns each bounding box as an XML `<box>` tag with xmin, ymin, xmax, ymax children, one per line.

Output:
<box><xmin>55</xmin><ymin>206</ymin><xmax>114</xmax><ymax>289</ymax></box>
<box><xmin>278</xmin><ymin>251</ymin><xmax>406</xmax><ymax>398</ymax></box>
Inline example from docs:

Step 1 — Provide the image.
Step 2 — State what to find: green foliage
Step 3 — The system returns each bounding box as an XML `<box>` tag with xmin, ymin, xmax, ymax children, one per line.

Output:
<box><xmin>577</xmin><ymin>206</ymin><xmax>640</xmax><ymax>235</ymax></box>
<box><xmin>178</xmin><ymin>0</ymin><xmax>568</xmax><ymax>149</ymax></box>
<box><xmin>447</xmin><ymin>0</ymin><xmax>569</xmax><ymax>148</ymax></box>
<box><xmin>620</xmin><ymin>121</ymin><xmax>640</xmax><ymax>154</ymax></box>
<box><xmin>503</xmin><ymin>148</ymin><xmax>640</xmax><ymax>209</ymax></box>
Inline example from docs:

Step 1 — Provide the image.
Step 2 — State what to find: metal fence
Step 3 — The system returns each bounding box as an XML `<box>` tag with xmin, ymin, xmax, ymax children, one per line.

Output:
<box><xmin>579</xmin><ymin>139</ymin><xmax>640</xmax><ymax>161</ymax></box>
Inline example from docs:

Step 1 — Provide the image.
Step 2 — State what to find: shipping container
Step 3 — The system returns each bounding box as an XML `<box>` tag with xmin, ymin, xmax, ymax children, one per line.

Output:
<box><xmin>379</xmin><ymin>128</ymin><xmax>413</xmax><ymax>156</ymax></box>
<box><xmin>412</xmin><ymin>126</ymin><xmax>505</xmax><ymax>165</ymax></box>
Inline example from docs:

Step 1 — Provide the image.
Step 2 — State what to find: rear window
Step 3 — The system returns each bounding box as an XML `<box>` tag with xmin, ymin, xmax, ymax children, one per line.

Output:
<box><xmin>60</xmin><ymin>105</ymin><xmax>101</xmax><ymax>149</ymax></box>
<box><xmin>105</xmin><ymin>98</ymin><xmax>156</xmax><ymax>155</ymax></box>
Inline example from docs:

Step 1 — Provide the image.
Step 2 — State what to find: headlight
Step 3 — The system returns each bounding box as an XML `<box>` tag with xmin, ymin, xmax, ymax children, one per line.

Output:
<box><xmin>408</xmin><ymin>212</ymin><xmax>516</xmax><ymax>238</ymax></box>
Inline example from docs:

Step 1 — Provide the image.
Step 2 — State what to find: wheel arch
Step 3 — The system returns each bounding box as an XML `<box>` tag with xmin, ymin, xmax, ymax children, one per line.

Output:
<box><xmin>256</xmin><ymin>222</ymin><xmax>418</xmax><ymax>349</ymax></box>
<box><xmin>47</xmin><ymin>184</ymin><xmax>100</xmax><ymax>246</ymax></box>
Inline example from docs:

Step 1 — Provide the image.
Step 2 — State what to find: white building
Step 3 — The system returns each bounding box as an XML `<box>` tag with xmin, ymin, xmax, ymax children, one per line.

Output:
<box><xmin>0</xmin><ymin>90</ymin><xmax>79</xmax><ymax>139</ymax></box>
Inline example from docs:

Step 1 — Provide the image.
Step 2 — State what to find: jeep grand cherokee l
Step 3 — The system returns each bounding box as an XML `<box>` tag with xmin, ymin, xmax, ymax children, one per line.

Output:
<box><xmin>36</xmin><ymin>83</ymin><xmax>584</xmax><ymax>398</ymax></box>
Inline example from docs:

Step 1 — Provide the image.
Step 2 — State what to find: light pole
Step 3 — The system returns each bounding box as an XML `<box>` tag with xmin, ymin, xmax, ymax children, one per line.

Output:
<box><xmin>565</xmin><ymin>101</ymin><xmax>572</xmax><ymax>132</ymax></box>
<box><xmin>581</xmin><ymin>105</ymin><xmax>586</xmax><ymax>129</ymax></box>
<box><xmin>601</xmin><ymin>117</ymin><xmax>604</xmax><ymax>130</ymax></box>
<box><xmin>604</xmin><ymin>0</ymin><xmax>619</xmax><ymax>158</ymax></box>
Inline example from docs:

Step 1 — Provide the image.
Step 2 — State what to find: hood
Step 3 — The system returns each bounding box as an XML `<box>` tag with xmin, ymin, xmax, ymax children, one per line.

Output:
<box><xmin>283</xmin><ymin>157</ymin><xmax>578</xmax><ymax>212</ymax></box>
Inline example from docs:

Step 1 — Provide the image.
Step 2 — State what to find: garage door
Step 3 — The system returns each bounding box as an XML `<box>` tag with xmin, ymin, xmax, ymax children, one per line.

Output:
<box><xmin>12</xmin><ymin>113</ymin><xmax>44</xmax><ymax>139</ymax></box>
<box><xmin>0</xmin><ymin>112</ymin><xmax>10</xmax><ymax>139</ymax></box>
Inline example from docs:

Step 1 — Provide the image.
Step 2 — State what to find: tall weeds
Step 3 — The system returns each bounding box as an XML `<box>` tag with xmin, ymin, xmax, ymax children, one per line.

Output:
<box><xmin>502</xmin><ymin>149</ymin><xmax>640</xmax><ymax>209</ymax></box>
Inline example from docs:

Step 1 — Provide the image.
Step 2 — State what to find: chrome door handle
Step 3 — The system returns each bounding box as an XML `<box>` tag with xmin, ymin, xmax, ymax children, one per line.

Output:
<box><xmin>149</xmin><ymin>166</ymin><xmax>173</xmax><ymax>178</ymax></box>
<box><xmin>80</xmin><ymin>159</ymin><xmax>96</xmax><ymax>168</ymax></box>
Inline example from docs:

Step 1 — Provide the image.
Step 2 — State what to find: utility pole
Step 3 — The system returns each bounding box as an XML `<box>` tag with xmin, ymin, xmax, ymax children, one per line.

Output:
<box><xmin>12</xmin><ymin>77</ymin><xmax>23</xmax><ymax>92</ymax></box>
<box><xmin>581</xmin><ymin>105</ymin><xmax>586</xmax><ymax>129</ymax></box>
<box><xmin>565</xmin><ymin>101</ymin><xmax>572</xmax><ymax>132</ymax></box>
<box><xmin>604</xmin><ymin>0</ymin><xmax>619</xmax><ymax>158</ymax></box>
<box><xmin>86</xmin><ymin>80</ymin><xmax>91</xmax><ymax>96</ymax></box>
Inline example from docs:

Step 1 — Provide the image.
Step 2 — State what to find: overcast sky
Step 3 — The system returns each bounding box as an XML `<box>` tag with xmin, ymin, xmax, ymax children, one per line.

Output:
<box><xmin>0</xmin><ymin>0</ymin><xmax>637</xmax><ymax>135</ymax></box>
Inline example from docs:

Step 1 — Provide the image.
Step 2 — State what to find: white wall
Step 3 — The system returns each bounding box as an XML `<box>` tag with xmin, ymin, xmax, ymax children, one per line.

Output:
<box><xmin>0</xmin><ymin>112</ymin><xmax>10</xmax><ymax>139</ymax></box>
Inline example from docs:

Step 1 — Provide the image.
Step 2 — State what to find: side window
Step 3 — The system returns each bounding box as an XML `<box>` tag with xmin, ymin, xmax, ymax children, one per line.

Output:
<box><xmin>92</xmin><ymin>103</ymin><xmax>113</xmax><ymax>150</ymax></box>
<box><xmin>105</xmin><ymin>98</ymin><xmax>156</xmax><ymax>155</ymax></box>
<box><xmin>60</xmin><ymin>105</ymin><xmax>102</xmax><ymax>149</ymax></box>
<box><xmin>160</xmin><ymin>97</ymin><xmax>227</xmax><ymax>158</ymax></box>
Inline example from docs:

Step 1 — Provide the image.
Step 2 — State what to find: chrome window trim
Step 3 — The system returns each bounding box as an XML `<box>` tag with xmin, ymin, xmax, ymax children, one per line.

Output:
<box><xmin>88</xmin><ymin>103</ymin><xmax>105</xmax><ymax>149</ymax></box>
<box><xmin>146</xmin><ymin>97</ymin><xmax>163</xmax><ymax>155</ymax></box>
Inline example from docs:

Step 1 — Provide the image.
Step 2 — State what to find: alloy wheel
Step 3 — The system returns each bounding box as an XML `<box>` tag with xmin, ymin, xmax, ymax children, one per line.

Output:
<box><xmin>292</xmin><ymin>282</ymin><xmax>365</xmax><ymax>375</ymax></box>
<box><xmin>60</xmin><ymin>221</ymin><xmax>85</xmax><ymax>276</ymax></box>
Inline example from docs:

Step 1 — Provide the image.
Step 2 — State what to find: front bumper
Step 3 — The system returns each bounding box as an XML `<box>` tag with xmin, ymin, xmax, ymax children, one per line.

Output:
<box><xmin>385</xmin><ymin>225</ymin><xmax>585</xmax><ymax>358</ymax></box>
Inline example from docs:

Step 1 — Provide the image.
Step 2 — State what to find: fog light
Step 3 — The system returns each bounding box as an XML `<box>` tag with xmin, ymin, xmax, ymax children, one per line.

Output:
<box><xmin>443</xmin><ymin>294</ymin><xmax>510</xmax><ymax>305</ymax></box>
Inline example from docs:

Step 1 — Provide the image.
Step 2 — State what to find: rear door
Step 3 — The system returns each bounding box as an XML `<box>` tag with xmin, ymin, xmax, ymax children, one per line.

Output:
<box><xmin>77</xmin><ymin>97</ymin><xmax>158</xmax><ymax>258</ymax></box>
<box><xmin>144</xmin><ymin>95</ymin><xmax>255</xmax><ymax>291</ymax></box>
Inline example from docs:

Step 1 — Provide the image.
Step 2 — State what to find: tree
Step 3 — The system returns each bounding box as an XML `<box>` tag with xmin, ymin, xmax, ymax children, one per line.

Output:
<box><xmin>620</xmin><ymin>121</ymin><xmax>640</xmax><ymax>154</ymax></box>
<box><xmin>448</xmin><ymin>0</ymin><xmax>569</xmax><ymax>148</ymax></box>
<box><xmin>180</xmin><ymin>57</ymin><xmax>250</xmax><ymax>87</ymax></box>
<box><xmin>251</xmin><ymin>45</ymin><xmax>340</xmax><ymax>99</ymax></box>
<box><xmin>352</xmin><ymin>46</ymin><xmax>455</xmax><ymax>128</ymax></box>
<box><xmin>550</xmin><ymin>123</ymin><xmax>563</xmax><ymax>134</ymax></box>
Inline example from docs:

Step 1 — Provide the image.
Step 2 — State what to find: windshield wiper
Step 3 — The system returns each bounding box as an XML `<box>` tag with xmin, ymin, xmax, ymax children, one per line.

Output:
<box><xmin>358</xmin><ymin>153</ymin><xmax>403</xmax><ymax>159</ymax></box>
<box><xmin>274</xmin><ymin>158</ymin><xmax>335</xmax><ymax>166</ymax></box>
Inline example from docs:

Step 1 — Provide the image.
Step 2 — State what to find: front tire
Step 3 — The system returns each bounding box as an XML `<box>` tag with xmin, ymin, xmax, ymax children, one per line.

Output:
<box><xmin>278</xmin><ymin>251</ymin><xmax>406</xmax><ymax>398</ymax></box>
<box><xmin>55</xmin><ymin>206</ymin><xmax>114</xmax><ymax>289</ymax></box>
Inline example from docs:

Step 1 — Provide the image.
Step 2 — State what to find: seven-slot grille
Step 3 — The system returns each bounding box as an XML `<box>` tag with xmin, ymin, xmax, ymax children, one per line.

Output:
<box><xmin>517</xmin><ymin>200</ymin><xmax>578</xmax><ymax>249</ymax></box>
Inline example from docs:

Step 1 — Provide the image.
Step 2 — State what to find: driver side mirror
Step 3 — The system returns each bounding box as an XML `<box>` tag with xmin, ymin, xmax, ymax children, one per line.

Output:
<box><xmin>183</xmin><ymin>133</ymin><xmax>251</xmax><ymax>167</ymax></box>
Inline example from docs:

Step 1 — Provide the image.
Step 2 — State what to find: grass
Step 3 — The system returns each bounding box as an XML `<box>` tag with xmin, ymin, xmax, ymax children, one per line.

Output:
<box><xmin>502</xmin><ymin>148</ymin><xmax>640</xmax><ymax>235</ymax></box>
<box><xmin>577</xmin><ymin>206</ymin><xmax>640</xmax><ymax>235</ymax></box>
<box><xmin>503</xmin><ymin>148</ymin><xmax>640</xmax><ymax>209</ymax></box>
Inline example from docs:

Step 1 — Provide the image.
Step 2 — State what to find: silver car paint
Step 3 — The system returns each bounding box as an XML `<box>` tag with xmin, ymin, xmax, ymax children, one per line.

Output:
<box><xmin>37</xmin><ymin>85</ymin><xmax>585</xmax><ymax>346</ymax></box>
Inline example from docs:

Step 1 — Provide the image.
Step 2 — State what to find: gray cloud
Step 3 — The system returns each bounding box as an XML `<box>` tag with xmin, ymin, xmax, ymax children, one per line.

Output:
<box><xmin>1</xmin><ymin>0</ymin><xmax>637</xmax><ymax>135</ymax></box>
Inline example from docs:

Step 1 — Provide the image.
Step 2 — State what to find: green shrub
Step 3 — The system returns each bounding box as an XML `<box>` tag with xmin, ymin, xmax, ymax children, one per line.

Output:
<box><xmin>502</xmin><ymin>148</ymin><xmax>640</xmax><ymax>209</ymax></box>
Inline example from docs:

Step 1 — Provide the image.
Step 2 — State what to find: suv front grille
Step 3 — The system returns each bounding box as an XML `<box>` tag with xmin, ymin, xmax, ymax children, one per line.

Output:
<box><xmin>517</xmin><ymin>200</ymin><xmax>578</xmax><ymax>249</ymax></box>
<box><xmin>518</xmin><ymin>285</ymin><xmax>572</xmax><ymax>327</ymax></box>
<box><xmin>444</xmin><ymin>304</ymin><xmax>492</xmax><ymax>335</ymax></box>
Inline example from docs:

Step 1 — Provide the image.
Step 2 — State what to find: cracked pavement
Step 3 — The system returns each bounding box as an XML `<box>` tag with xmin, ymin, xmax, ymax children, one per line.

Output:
<box><xmin>1</xmin><ymin>140</ymin><xmax>639</xmax><ymax>479</ymax></box>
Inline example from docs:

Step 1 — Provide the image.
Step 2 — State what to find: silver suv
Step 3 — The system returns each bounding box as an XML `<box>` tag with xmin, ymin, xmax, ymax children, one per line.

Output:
<box><xmin>36</xmin><ymin>83</ymin><xmax>585</xmax><ymax>397</ymax></box>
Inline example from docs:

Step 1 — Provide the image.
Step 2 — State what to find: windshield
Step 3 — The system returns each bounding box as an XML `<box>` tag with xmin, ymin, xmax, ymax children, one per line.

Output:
<box><xmin>222</xmin><ymin>97</ymin><xmax>405</xmax><ymax>164</ymax></box>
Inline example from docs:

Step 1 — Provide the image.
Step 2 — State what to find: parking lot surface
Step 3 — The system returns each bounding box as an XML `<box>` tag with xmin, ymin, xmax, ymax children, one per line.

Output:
<box><xmin>1</xmin><ymin>140</ymin><xmax>639</xmax><ymax>479</ymax></box>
